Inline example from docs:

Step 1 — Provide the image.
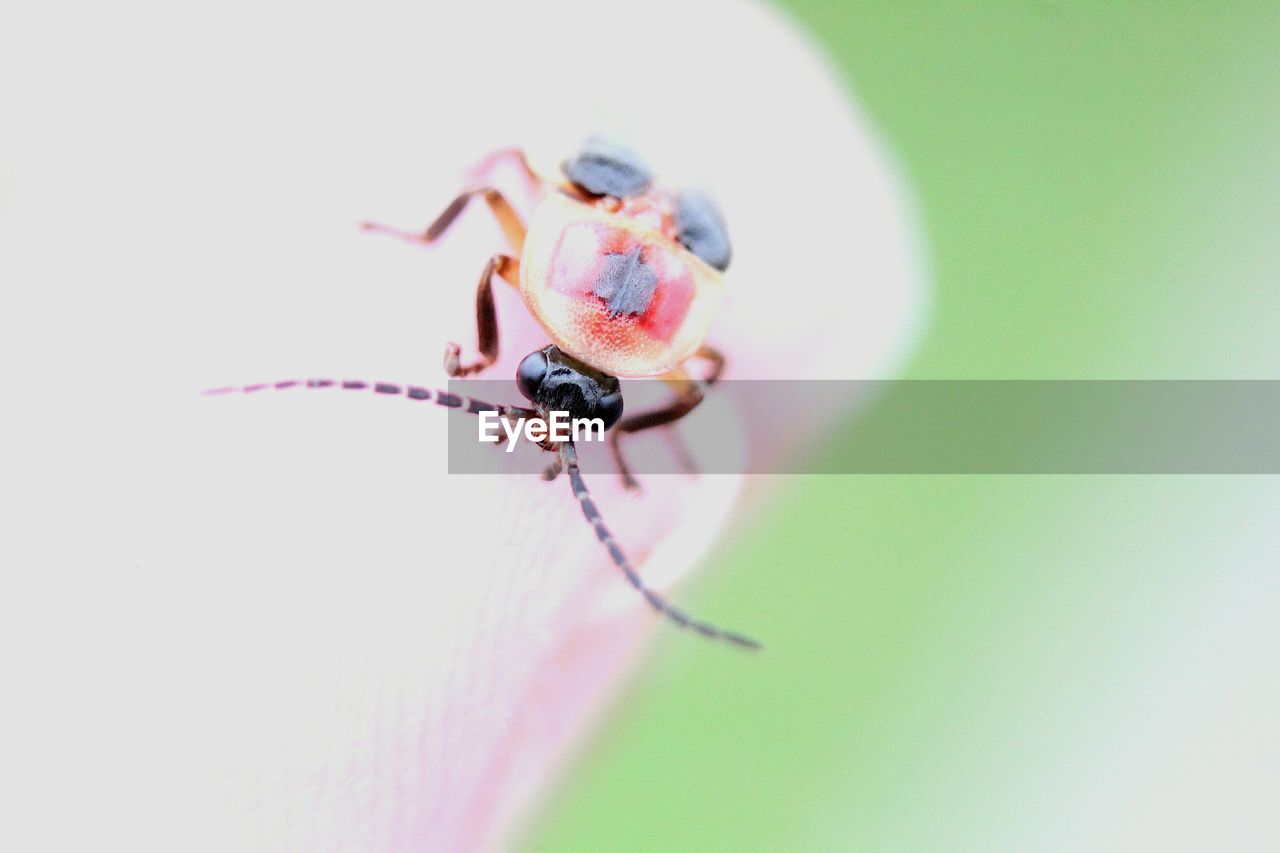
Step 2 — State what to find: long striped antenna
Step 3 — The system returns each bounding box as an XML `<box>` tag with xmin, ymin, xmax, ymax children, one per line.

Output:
<box><xmin>205</xmin><ymin>377</ymin><xmax>761</xmax><ymax>651</ymax></box>
<box><xmin>202</xmin><ymin>377</ymin><xmax>534</xmax><ymax>419</ymax></box>
<box><xmin>560</xmin><ymin>442</ymin><xmax>761</xmax><ymax>650</ymax></box>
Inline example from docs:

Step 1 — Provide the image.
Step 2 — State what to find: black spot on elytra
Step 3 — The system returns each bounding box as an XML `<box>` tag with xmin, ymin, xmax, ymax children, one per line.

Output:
<box><xmin>675</xmin><ymin>191</ymin><xmax>732</xmax><ymax>271</ymax></box>
<box><xmin>593</xmin><ymin>246</ymin><xmax>658</xmax><ymax>317</ymax></box>
<box><xmin>562</xmin><ymin>138</ymin><xmax>652</xmax><ymax>198</ymax></box>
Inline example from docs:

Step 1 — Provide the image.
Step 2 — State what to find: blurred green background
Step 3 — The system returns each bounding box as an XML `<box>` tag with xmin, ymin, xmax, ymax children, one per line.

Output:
<box><xmin>527</xmin><ymin>3</ymin><xmax>1280</xmax><ymax>850</ymax></box>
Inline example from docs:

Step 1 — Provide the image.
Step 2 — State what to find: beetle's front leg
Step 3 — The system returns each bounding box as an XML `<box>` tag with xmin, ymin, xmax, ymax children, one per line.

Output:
<box><xmin>444</xmin><ymin>254</ymin><xmax>520</xmax><ymax>378</ymax></box>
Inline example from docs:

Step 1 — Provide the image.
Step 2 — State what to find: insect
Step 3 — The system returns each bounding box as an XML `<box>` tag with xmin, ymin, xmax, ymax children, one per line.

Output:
<box><xmin>361</xmin><ymin>137</ymin><xmax>732</xmax><ymax>490</ymax></box>
<box><xmin>208</xmin><ymin>140</ymin><xmax>757</xmax><ymax>649</ymax></box>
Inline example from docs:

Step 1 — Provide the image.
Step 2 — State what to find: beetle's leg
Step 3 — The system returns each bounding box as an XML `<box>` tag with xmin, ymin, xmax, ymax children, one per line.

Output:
<box><xmin>608</xmin><ymin>375</ymin><xmax>700</xmax><ymax>491</ymax></box>
<box><xmin>444</xmin><ymin>254</ymin><xmax>519</xmax><ymax>378</ymax></box>
<box><xmin>608</xmin><ymin>346</ymin><xmax>725</xmax><ymax>489</ymax></box>
<box><xmin>661</xmin><ymin>344</ymin><xmax>725</xmax><ymax>475</ymax></box>
<box><xmin>361</xmin><ymin>186</ymin><xmax>526</xmax><ymax>254</ymax></box>
<box><xmin>464</xmin><ymin>148</ymin><xmax>546</xmax><ymax>199</ymax></box>
<box><xmin>692</xmin><ymin>344</ymin><xmax>726</xmax><ymax>385</ymax></box>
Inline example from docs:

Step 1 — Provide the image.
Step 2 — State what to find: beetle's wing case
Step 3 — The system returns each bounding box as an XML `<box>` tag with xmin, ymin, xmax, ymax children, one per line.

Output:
<box><xmin>519</xmin><ymin>193</ymin><xmax>724</xmax><ymax>378</ymax></box>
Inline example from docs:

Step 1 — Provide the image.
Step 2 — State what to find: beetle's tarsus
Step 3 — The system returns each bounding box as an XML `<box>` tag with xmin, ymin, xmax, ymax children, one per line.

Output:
<box><xmin>443</xmin><ymin>342</ymin><xmax>462</xmax><ymax>376</ymax></box>
<box><xmin>443</xmin><ymin>342</ymin><xmax>494</xmax><ymax>378</ymax></box>
<box><xmin>359</xmin><ymin>220</ymin><xmax>431</xmax><ymax>243</ymax></box>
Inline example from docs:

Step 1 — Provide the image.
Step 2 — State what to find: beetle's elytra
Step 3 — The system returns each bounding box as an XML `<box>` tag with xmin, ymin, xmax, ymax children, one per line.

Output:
<box><xmin>522</xmin><ymin>192</ymin><xmax>725</xmax><ymax>377</ymax></box>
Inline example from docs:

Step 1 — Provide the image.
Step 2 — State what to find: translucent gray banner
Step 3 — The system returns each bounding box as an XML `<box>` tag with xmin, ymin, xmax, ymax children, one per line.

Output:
<box><xmin>445</xmin><ymin>380</ymin><xmax>1280</xmax><ymax>475</ymax></box>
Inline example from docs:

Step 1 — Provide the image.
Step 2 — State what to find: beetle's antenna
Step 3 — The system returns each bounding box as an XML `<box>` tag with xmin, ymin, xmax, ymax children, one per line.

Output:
<box><xmin>203</xmin><ymin>378</ymin><xmax>534</xmax><ymax>419</ymax></box>
<box><xmin>559</xmin><ymin>442</ymin><xmax>761</xmax><ymax>651</ymax></box>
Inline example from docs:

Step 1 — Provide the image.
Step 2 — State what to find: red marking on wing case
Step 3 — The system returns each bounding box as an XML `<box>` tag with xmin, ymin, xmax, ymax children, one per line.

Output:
<box><xmin>546</xmin><ymin>221</ymin><xmax>694</xmax><ymax>344</ymax></box>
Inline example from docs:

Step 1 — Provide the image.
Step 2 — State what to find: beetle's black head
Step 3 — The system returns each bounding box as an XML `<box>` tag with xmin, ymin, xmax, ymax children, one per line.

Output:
<box><xmin>516</xmin><ymin>345</ymin><xmax>623</xmax><ymax>430</ymax></box>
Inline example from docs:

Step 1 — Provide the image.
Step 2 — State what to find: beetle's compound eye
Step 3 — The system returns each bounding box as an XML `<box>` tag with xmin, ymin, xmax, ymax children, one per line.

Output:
<box><xmin>675</xmin><ymin>191</ymin><xmax>732</xmax><ymax>271</ymax></box>
<box><xmin>597</xmin><ymin>390</ymin><xmax>624</xmax><ymax>431</ymax></box>
<box><xmin>516</xmin><ymin>349</ymin><xmax>549</xmax><ymax>401</ymax></box>
<box><xmin>562</xmin><ymin>137</ymin><xmax>652</xmax><ymax>198</ymax></box>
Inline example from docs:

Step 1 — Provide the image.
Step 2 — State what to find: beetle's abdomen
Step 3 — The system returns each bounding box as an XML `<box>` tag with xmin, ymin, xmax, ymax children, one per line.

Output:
<box><xmin>521</xmin><ymin>194</ymin><xmax>723</xmax><ymax>377</ymax></box>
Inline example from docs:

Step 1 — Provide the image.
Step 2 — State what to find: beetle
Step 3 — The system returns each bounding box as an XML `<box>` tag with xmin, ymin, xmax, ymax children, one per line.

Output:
<box><xmin>360</xmin><ymin>137</ymin><xmax>732</xmax><ymax>489</ymax></box>
<box><xmin>208</xmin><ymin>140</ymin><xmax>757</xmax><ymax>649</ymax></box>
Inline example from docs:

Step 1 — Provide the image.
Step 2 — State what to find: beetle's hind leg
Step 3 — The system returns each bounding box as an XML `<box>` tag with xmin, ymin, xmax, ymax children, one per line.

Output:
<box><xmin>444</xmin><ymin>254</ymin><xmax>520</xmax><ymax>377</ymax></box>
<box><xmin>608</xmin><ymin>345</ymin><xmax>725</xmax><ymax>491</ymax></box>
<box><xmin>464</xmin><ymin>148</ymin><xmax>546</xmax><ymax>199</ymax></box>
<box><xmin>361</xmin><ymin>186</ymin><xmax>527</xmax><ymax>253</ymax></box>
